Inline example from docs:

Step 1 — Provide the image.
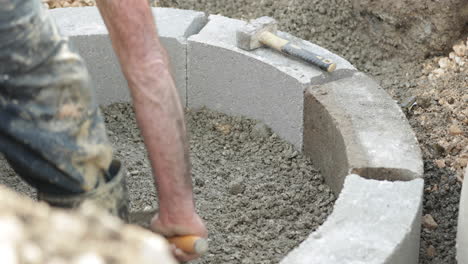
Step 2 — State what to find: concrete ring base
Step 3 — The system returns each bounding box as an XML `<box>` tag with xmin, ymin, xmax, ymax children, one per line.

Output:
<box><xmin>457</xmin><ymin>166</ymin><xmax>468</xmax><ymax>263</ymax></box>
<box><xmin>49</xmin><ymin>7</ymin><xmax>424</xmax><ymax>264</ymax></box>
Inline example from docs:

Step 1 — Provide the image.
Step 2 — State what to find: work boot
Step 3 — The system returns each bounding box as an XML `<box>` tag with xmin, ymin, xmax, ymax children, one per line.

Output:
<box><xmin>38</xmin><ymin>160</ymin><xmax>129</xmax><ymax>222</ymax></box>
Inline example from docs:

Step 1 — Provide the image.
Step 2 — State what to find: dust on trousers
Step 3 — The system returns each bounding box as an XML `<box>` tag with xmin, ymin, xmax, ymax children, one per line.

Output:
<box><xmin>0</xmin><ymin>0</ymin><xmax>114</xmax><ymax>195</ymax></box>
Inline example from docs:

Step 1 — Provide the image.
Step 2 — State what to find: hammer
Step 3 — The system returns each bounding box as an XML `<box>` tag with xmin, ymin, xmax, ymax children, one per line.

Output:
<box><xmin>237</xmin><ymin>17</ymin><xmax>336</xmax><ymax>72</ymax></box>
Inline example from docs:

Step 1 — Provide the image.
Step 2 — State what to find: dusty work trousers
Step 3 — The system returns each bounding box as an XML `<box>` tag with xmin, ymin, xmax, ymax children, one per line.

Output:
<box><xmin>0</xmin><ymin>0</ymin><xmax>113</xmax><ymax>195</ymax></box>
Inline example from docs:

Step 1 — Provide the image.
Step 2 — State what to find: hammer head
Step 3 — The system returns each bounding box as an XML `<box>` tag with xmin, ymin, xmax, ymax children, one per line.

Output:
<box><xmin>237</xmin><ymin>16</ymin><xmax>278</xmax><ymax>51</ymax></box>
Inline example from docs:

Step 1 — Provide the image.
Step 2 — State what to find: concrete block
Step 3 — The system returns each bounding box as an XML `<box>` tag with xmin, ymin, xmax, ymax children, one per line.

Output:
<box><xmin>457</xmin><ymin>166</ymin><xmax>468</xmax><ymax>263</ymax></box>
<box><xmin>48</xmin><ymin>7</ymin><xmax>207</xmax><ymax>106</ymax></box>
<box><xmin>187</xmin><ymin>15</ymin><xmax>355</xmax><ymax>148</ymax></box>
<box><xmin>303</xmin><ymin>72</ymin><xmax>423</xmax><ymax>192</ymax></box>
<box><xmin>281</xmin><ymin>174</ymin><xmax>424</xmax><ymax>264</ymax></box>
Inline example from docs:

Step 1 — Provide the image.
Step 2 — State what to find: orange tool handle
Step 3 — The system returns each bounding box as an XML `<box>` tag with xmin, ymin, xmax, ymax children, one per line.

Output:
<box><xmin>167</xmin><ymin>235</ymin><xmax>208</xmax><ymax>255</ymax></box>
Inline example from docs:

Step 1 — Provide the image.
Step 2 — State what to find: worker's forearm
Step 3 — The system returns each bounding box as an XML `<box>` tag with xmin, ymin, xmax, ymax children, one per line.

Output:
<box><xmin>96</xmin><ymin>0</ymin><xmax>195</xmax><ymax>217</ymax></box>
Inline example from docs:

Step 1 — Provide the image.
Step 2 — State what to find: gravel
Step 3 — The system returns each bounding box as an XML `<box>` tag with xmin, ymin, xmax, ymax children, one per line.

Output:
<box><xmin>103</xmin><ymin>103</ymin><xmax>336</xmax><ymax>264</ymax></box>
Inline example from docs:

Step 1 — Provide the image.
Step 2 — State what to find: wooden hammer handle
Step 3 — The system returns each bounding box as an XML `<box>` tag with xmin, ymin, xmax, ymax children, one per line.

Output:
<box><xmin>167</xmin><ymin>235</ymin><xmax>208</xmax><ymax>255</ymax></box>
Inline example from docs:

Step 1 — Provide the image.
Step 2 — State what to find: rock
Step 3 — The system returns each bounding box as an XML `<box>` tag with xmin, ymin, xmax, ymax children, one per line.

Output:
<box><xmin>129</xmin><ymin>170</ymin><xmax>139</xmax><ymax>176</ymax></box>
<box><xmin>250</xmin><ymin>123</ymin><xmax>271</xmax><ymax>138</ymax></box>
<box><xmin>215</xmin><ymin>124</ymin><xmax>232</xmax><ymax>135</ymax></box>
<box><xmin>194</xmin><ymin>177</ymin><xmax>205</xmax><ymax>187</ymax></box>
<box><xmin>438</xmin><ymin>57</ymin><xmax>450</xmax><ymax>68</ymax></box>
<box><xmin>427</xmin><ymin>245</ymin><xmax>436</xmax><ymax>258</ymax></box>
<box><xmin>456</xmin><ymin>157</ymin><xmax>468</xmax><ymax>168</ymax></box>
<box><xmin>454</xmin><ymin>56</ymin><xmax>465</xmax><ymax>66</ymax></box>
<box><xmin>448</xmin><ymin>124</ymin><xmax>463</xmax><ymax>135</ymax></box>
<box><xmin>449</xmin><ymin>52</ymin><xmax>457</xmax><ymax>59</ymax></box>
<box><xmin>453</xmin><ymin>42</ymin><xmax>467</xmax><ymax>57</ymax></box>
<box><xmin>423</xmin><ymin>214</ymin><xmax>438</xmax><ymax>229</ymax></box>
<box><xmin>228</xmin><ymin>179</ymin><xmax>246</xmax><ymax>195</ymax></box>
<box><xmin>435</xmin><ymin>159</ymin><xmax>446</xmax><ymax>168</ymax></box>
<box><xmin>318</xmin><ymin>6</ymin><xmax>326</xmax><ymax>14</ymax></box>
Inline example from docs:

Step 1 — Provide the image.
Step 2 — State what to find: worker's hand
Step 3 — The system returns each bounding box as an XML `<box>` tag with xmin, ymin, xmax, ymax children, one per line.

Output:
<box><xmin>150</xmin><ymin>212</ymin><xmax>208</xmax><ymax>262</ymax></box>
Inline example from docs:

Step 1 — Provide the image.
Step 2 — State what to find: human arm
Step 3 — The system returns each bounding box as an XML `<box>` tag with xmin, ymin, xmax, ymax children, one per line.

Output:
<box><xmin>95</xmin><ymin>0</ymin><xmax>207</xmax><ymax>260</ymax></box>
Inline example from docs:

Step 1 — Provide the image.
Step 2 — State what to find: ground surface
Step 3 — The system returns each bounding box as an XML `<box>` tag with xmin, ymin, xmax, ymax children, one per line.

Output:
<box><xmin>158</xmin><ymin>1</ymin><xmax>468</xmax><ymax>261</ymax></box>
<box><xmin>0</xmin><ymin>103</ymin><xmax>335</xmax><ymax>264</ymax></box>
<box><xmin>103</xmin><ymin>103</ymin><xmax>335</xmax><ymax>264</ymax></box>
<box><xmin>9</xmin><ymin>1</ymin><xmax>468</xmax><ymax>263</ymax></box>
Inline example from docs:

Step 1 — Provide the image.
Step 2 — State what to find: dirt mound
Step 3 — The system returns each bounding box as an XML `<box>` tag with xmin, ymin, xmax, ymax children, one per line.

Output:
<box><xmin>158</xmin><ymin>0</ymin><xmax>467</xmax><ymax>66</ymax></box>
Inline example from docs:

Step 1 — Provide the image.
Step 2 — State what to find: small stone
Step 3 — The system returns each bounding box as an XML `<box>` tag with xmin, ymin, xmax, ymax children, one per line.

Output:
<box><xmin>449</xmin><ymin>52</ymin><xmax>456</xmax><ymax>59</ymax></box>
<box><xmin>448</xmin><ymin>124</ymin><xmax>463</xmax><ymax>135</ymax></box>
<box><xmin>422</xmin><ymin>214</ymin><xmax>438</xmax><ymax>229</ymax></box>
<box><xmin>456</xmin><ymin>157</ymin><xmax>468</xmax><ymax>168</ymax></box>
<box><xmin>435</xmin><ymin>159</ymin><xmax>446</xmax><ymax>168</ymax></box>
<box><xmin>318</xmin><ymin>6</ymin><xmax>326</xmax><ymax>14</ymax></box>
<box><xmin>453</xmin><ymin>43</ymin><xmax>467</xmax><ymax>57</ymax></box>
<box><xmin>228</xmin><ymin>180</ymin><xmax>245</xmax><ymax>195</ymax></box>
<box><xmin>432</xmin><ymin>142</ymin><xmax>447</xmax><ymax>155</ymax></box>
<box><xmin>251</xmin><ymin>123</ymin><xmax>271</xmax><ymax>138</ymax></box>
<box><xmin>215</xmin><ymin>124</ymin><xmax>232</xmax><ymax>135</ymax></box>
<box><xmin>129</xmin><ymin>170</ymin><xmax>139</xmax><ymax>176</ymax></box>
<box><xmin>195</xmin><ymin>177</ymin><xmax>205</xmax><ymax>187</ymax></box>
<box><xmin>454</xmin><ymin>56</ymin><xmax>465</xmax><ymax>66</ymax></box>
<box><xmin>427</xmin><ymin>245</ymin><xmax>436</xmax><ymax>258</ymax></box>
<box><xmin>438</xmin><ymin>57</ymin><xmax>450</xmax><ymax>68</ymax></box>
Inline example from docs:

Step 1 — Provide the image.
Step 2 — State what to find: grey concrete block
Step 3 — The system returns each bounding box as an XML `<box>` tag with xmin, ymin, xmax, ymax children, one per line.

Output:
<box><xmin>304</xmin><ymin>72</ymin><xmax>423</xmax><ymax>192</ymax></box>
<box><xmin>48</xmin><ymin>7</ymin><xmax>207</xmax><ymax>106</ymax></box>
<box><xmin>281</xmin><ymin>174</ymin><xmax>424</xmax><ymax>264</ymax></box>
<box><xmin>457</xmin><ymin>166</ymin><xmax>468</xmax><ymax>263</ymax></box>
<box><xmin>187</xmin><ymin>15</ymin><xmax>355</xmax><ymax>148</ymax></box>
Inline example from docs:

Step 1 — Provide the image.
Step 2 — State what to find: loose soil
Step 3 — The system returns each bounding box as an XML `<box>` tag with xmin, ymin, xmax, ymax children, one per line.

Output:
<box><xmin>0</xmin><ymin>103</ymin><xmax>335</xmax><ymax>263</ymax></box>
<box><xmin>103</xmin><ymin>103</ymin><xmax>335</xmax><ymax>264</ymax></box>
<box><xmin>10</xmin><ymin>1</ymin><xmax>468</xmax><ymax>263</ymax></box>
<box><xmin>154</xmin><ymin>3</ymin><xmax>467</xmax><ymax>263</ymax></box>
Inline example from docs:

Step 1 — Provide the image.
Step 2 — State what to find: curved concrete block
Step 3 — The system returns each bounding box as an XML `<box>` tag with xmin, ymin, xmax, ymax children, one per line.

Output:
<box><xmin>281</xmin><ymin>174</ymin><xmax>424</xmax><ymax>264</ymax></box>
<box><xmin>304</xmin><ymin>72</ymin><xmax>423</xmax><ymax>192</ymax></box>
<box><xmin>49</xmin><ymin>7</ymin><xmax>207</xmax><ymax>106</ymax></box>
<box><xmin>187</xmin><ymin>15</ymin><xmax>355</xmax><ymax>148</ymax></box>
<box><xmin>46</xmin><ymin>8</ymin><xmax>425</xmax><ymax>264</ymax></box>
<box><xmin>458</xmin><ymin>166</ymin><xmax>468</xmax><ymax>263</ymax></box>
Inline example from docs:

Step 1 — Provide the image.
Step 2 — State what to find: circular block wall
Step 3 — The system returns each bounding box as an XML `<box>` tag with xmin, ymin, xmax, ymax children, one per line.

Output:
<box><xmin>49</xmin><ymin>7</ymin><xmax>425</xmax><ymax>264</ymax></box>
<box><xmin>457</xmin><ymin>166</ymin><xmax>468</xmax><ymax>263</ymax></box>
